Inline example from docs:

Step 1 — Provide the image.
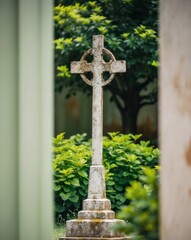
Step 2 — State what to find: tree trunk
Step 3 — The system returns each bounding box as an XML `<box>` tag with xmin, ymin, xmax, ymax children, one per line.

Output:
<box><xmin>109</xmin><ymin>78</ymin><xmax>140</xmax><ymax>134</ymax></box>
<box><xmin>120</xmin><ymin>109</ymin><xmax>138</xmax><ymax>134</ymax></box>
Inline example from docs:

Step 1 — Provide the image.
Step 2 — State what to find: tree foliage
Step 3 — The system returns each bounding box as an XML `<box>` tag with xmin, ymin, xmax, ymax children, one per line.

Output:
<box><xmin>54</xmin><ymin>0</ymin><xmax>158</xmax><ymax>133</ymax></box>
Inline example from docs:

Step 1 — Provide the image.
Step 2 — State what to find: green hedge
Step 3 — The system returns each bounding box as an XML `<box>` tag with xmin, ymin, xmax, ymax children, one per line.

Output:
<box><xmin>113</xmin><ymin>166</ymin><xmax>159</xmax><ymax>240</ymax></box>
<box><xmin>53</xmin><ymin>132</ymin><xmax>159</xmax><ymax>222</ymax></box>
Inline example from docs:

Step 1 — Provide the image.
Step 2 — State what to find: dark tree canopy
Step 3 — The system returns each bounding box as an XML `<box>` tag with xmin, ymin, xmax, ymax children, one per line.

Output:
<box><xmin>54</xmin><ymin>0</ymin><xmax>159</xmax><ymax>133</ymax></box>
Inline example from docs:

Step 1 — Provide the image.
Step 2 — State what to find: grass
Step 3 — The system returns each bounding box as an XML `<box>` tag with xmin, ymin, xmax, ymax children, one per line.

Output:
<box><xmin>53</xmin><ymin>225</ymin><xmax>66</xmax><ymax>240</ymax></box>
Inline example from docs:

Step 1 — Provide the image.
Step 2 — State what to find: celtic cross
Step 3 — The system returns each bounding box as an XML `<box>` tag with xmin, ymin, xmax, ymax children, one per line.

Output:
<box><xmin>71</xmin><ymin>35</ymin><xmax>126</xmax><ymax>199</ymax></box>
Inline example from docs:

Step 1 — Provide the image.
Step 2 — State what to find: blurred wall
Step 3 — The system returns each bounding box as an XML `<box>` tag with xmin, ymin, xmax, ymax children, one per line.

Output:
<box><xmin>0</xmin><ymin>0</ymin><xmax>53</xmax><ymax>239</ymax></box>
<box><xmin>160</xmin><ymin>0</ymin><xmax>191</xmax><ymax>239</ymax></box>
<box><xmin>54</xmin><ymin>90</ymin><xmax>157</xmax><ymax>139</ymax></box>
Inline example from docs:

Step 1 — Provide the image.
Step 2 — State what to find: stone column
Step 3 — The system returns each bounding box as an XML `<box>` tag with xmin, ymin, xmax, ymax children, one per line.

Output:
<box><xmin>0</xmin><ymin>0</ymin><xmax>53</xmax><ymax>239</ymax></box>
<box><xmin>160</xmin><ymin>0</ymin><xmax>191</xmax><ymax>239</ymax></box>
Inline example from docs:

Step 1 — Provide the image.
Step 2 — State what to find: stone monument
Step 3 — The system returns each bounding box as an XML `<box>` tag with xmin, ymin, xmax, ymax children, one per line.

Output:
<box><xmin>60</xmin><ymin>35</ymin><xmax>129</xmax><ymax>240</ymax></box>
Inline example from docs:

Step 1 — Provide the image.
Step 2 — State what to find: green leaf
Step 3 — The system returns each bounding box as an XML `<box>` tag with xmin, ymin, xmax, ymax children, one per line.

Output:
<box><xmin>115</xmin><ymin>185</ymin><xmax>123</xmax><ymax>191</ymax></box>
<box><xmin>69</xmin><ymin>194</ymin><xmax>79</xmax><ymax>203</ymax></box>
<box><xmin>107</xmin><ymin>180</ymin><xmax>115</xmax><ymax>186</ymax></box>
<box><xmin>57</xmin><ymin>65</ymin><xmax>71</xmax><ymax>78</ymax></box>
<box><xmin>71</xmin><ymin>178</ymin><xmax>80</xmax><ymax>186</ymax></box>
<box><xmin>54</xmin><ymin>184</ymin><xmax>61</xmax><ymax>191</ymax></box>
<box><xmin>79</xmin><ymin>188</ymin><xmax>87</xmax><ymax>197</ymax></box>
<box><xmin>60</xmin><ymin>192</ymin><xmax>71</xmax><ymax>200</ymax></box>
<box><xmin>78</xmin><ymin>170</ymin><xmax>88</xmax><ymax>178</ymax></box>
<box><xmin>64</xmin><ymin>186</ymin><xmax>71</xmax><ymax>192</ymax></box>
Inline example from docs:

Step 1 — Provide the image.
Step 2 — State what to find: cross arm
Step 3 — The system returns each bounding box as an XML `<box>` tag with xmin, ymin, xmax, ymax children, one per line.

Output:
<box><xmin>103</xmin><ymin>60</ymin><xmax>126</xmax><ymax>73</ymax></box>
<box><xmin>71</xmin><ymin>61</ymin><xmax>92</xmax><ymax>74</ymax></box>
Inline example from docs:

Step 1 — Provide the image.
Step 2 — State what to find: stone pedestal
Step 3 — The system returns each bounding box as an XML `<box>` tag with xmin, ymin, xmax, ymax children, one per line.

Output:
<box><xmin>59</xmin><ymin>197</ymin><xmax>129</xmax><ymax>239</ymax></box>
<box><xmin>59</xmin><ymin>165</ymin><xmax>129</xmax><ymax>240</ymax></box>
<box><xmin>59</xmin><ymin>164</ymin><xmax>129</xmax><ymax>240</ymax></box>
<box><xmin>60</xmin><ymin>200</ymin><xmax>129</xmax><ymax>239</ymax></box>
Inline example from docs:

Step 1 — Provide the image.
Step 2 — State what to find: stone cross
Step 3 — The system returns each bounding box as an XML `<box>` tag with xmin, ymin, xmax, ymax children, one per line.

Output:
<box><xmin>71</xmin><ymin>35</ymin><xmax>126</xmax><ymax>200</ymax></box>
<box><xmin>61</xmin><ymin>35</ymin><xmax>127</xmax><ymax>240</ymax></box>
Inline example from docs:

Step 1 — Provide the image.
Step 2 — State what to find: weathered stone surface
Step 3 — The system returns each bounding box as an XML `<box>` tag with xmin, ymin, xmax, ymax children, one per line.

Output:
<box><xmin>83</xmin><ymin>198</ymin><xmax>111</xmax><ymax>210</ymax></box>
<box><xmin>78</xmin><ymin>210</ymin><xmax>115</xmax><ymax>219</ymax></box>
<box><xmin>88</xmin><ymin>166</ymin><xmax>106</xmax><ymax>199</ymax></box>
<box><xmin>65</xmin><ymin>219</ymin><xmax>126</xmax><ymax>238</ymax></box>
<box><xmin>60</xmin><ymin>237</ymin><xmax>130</xmax><ymax>240</ymax></box>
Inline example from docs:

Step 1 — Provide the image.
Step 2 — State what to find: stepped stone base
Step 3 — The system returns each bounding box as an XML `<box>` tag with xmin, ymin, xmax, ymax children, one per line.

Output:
<box><xmin>59</xmin><ymin>199</ymin><xmax>129</xmax><ymax>240</ymax></box>
<box><xmin>78</xmin><ymin>210</ymin><xmax>115</xmax><ymax>219</ymax></box>
<box><xmin>60</xmin><ymin>238</ymin><xmax>130</xmax><ymax>240</ymax></box>
<box><xmin>59</xmin><ymin>202</ymin><xmax>130</xmax><ymax>240</ymax></box>
<box><xmin>65</xmin><ymin>219</ymin><xmax>126</xmax><ymax>238</ymax></box>
<box><xmin>83</xmin><ymin>199</ymin><xmax>111</xmax><ymax>210</ymax></box>
<box><xmin>60</xmin><ymin>219</ymin><xmax>130</xmax><ymax>239</ymax></box>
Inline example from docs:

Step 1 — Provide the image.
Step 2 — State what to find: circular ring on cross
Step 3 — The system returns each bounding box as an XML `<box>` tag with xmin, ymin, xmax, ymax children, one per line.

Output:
<box><xmin>80</xmin><ymin>48</ymin><xmax>116</xmax><ymax>87</ymax></box>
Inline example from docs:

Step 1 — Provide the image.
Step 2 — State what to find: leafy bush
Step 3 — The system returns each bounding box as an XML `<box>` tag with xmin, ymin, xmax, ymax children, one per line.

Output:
<box><xmin>53</xmin><ymin>133</ymin><xmax>90</xmax><ymax>222</ymax></box>
<box><xmin>114</xmin><ymin>166</ymin><xmax>159</xmax><ymax>240</ymax></box>
<box><xmin>53</xmin><ymin>132</ymin><xmax>159</xmax><ymax>222</ymax></box>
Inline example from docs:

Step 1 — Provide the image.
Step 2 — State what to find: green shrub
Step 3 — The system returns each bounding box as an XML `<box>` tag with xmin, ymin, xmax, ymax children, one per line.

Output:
<box><xmin>53</xmin><ymin>132</ymin><xmax>159</xmax><ymax>222</ymax></box>
<box><xmin>114</xmin><ymin>167</ymin><xmax>159</xmax><ymax>240</ymax></box>
<box><xmin>53</xmin><ymin>133</ymin><xmax>90</xmax><ymax>222</ymax></box>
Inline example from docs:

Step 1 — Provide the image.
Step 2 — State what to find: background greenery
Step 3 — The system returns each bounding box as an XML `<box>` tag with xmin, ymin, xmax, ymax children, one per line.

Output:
<box><xmin>114</xmin><ymin>166</ymin><xmax>159</xmax><ymax>239</ymax></box>
<box><xmin>53</xmin><ymin>132</ymin><xmax>159</xmax><ymax>223</ymax></box>
<box><xmin>54</xmin><ymin>0</ymin><xmax>158</xmax><ymax>134</ymax></box>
